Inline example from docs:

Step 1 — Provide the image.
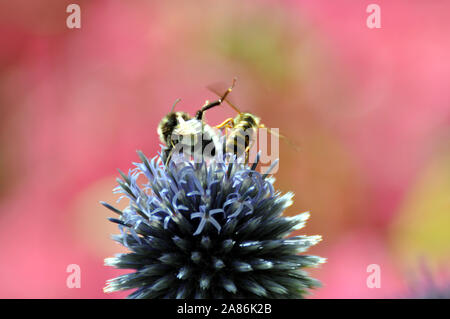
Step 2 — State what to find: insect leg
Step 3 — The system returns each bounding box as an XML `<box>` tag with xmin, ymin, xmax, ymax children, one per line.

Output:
<box><xmin>215</xmin><ymin>118</ymin><xmax>234</xmax><ymax>129</ymax></box>
<box><xmin>244</xmin><ymin>144</ymin><xmax>253</xmax><ymax>165</ymax></box>
<box><xmin>164</xmin><ymin>139</ymin><xmax>178</xmax><ymax>166</ymax></box>
<box><xmin>195</xmin><ymin>78</ymin><xmax>237</xmax><ymax>120</ymax></box>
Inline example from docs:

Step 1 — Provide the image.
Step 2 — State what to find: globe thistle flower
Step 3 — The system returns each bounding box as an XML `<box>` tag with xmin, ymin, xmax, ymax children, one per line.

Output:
<box><xmin>101</xmin><ymin>149</ymin><xmax>325</xmax><ymax>299</ymax></box>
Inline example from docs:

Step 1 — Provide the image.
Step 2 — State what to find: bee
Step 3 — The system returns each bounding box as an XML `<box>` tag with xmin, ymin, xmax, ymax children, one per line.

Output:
<box><xmin>216</xmin><ymin>112</ymin><xmax>260</xmax><ymax>161</ymax></box>
<box><xmin>157</xmin><ymin>80</ymin><xmax>236</xmax><ymax>164</ymax></box>
<box><xmin>208</xmin><ymin>80</ymin><xmax>296</xmax><ymax>162</ymax></box>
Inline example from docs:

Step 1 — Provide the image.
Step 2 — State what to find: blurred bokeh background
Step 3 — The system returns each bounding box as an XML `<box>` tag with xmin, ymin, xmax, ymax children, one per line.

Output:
<box><xmin>0</xmin><ymin>0</ymin><xmax>449</xmax><ymax>298</ymax></box>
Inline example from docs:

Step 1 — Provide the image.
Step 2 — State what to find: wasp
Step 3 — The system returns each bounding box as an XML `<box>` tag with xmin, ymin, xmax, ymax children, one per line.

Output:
<box><xmin>216</xmin><ymin>112</ymin><xmax>261</xmax><ymax>161</ymax></box>
<box><xmin>208</xmin><ymin>80</ymin><xmax>296</xmax><ymax>162</ymax></box>
<box><xmin>157</xmin><ymin>80</ymin><xmax>236</xmax><ymax>164</ymax></box>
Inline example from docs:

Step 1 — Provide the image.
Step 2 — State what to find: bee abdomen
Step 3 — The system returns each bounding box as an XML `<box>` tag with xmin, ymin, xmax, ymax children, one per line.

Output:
<box><xmin>225</xmin><ymin>122</ymin><xmax>257</xmax><ymax>157</ymax></box>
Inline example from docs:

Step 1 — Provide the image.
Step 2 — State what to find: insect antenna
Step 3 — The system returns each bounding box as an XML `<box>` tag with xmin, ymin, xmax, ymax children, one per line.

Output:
<box><xmin>171</xmin><ymin>98</ymin><xmax>182</xmax><ymax>112</ymax></box>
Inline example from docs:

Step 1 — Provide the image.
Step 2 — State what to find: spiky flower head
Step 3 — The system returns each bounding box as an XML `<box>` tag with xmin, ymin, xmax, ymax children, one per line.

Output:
<box><xmin>102</xmin><ymin>150</ymin><xmax>324</xmax><ymax>298</ymax></box>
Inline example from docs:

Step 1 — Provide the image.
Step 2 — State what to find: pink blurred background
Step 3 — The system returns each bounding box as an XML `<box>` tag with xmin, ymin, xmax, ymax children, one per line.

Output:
<box><xmin>0</xmin><ymin>0</ymin><xmax>449</xmax><ymax>298</ymax></box>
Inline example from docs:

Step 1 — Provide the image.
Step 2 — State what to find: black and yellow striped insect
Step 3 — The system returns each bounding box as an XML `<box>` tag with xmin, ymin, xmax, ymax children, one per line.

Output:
<box><xmin>208</xmin><ymin>79</ymin><xmax>296</xmax><ymax>162</ymax></box>
<box><xmin>216</xmin><ymin>112</ymin><xmax>261</xmax><ymax>161</ymax></box>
